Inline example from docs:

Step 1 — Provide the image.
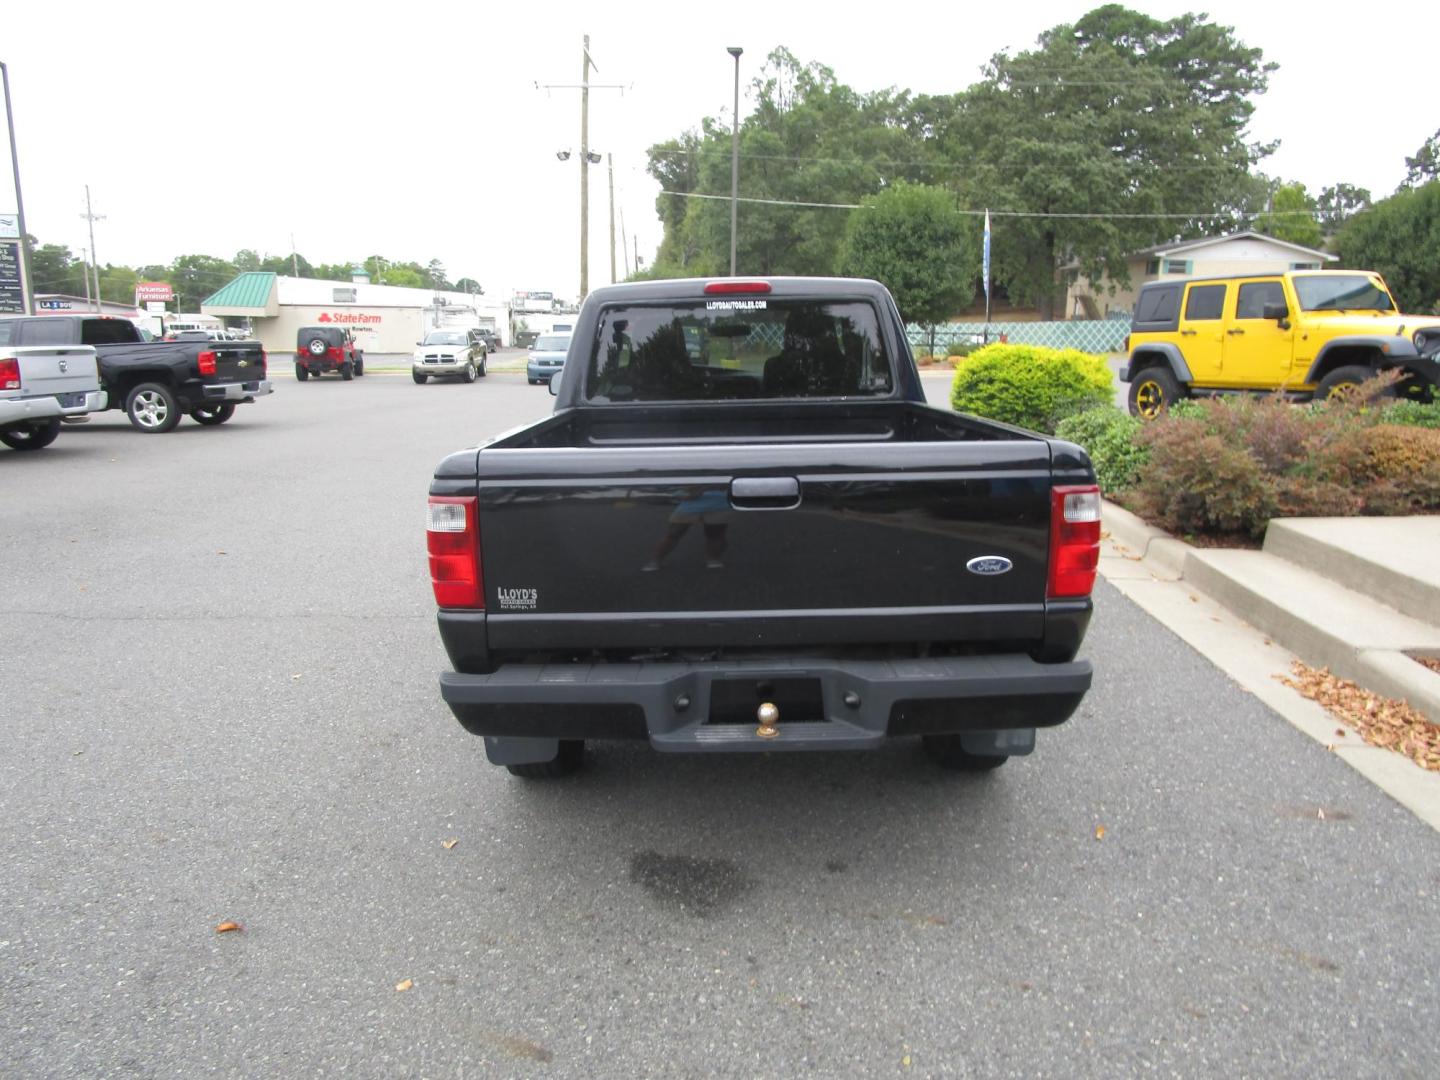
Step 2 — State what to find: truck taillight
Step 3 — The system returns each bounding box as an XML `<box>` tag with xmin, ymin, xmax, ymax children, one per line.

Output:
<box><xmin>258</xmin><ymin>349</ymin><xmax>267</xmax><ymax>375</ymax></box>
<box><xmin>198</xmin><ymin>350</ymin><xmax>217</xmax><ymax>376</ymax></box>
<box><xmin>0</xmin><ymin>358</ymin><xmax>19</xmax><ymax>390</ymax></box>
<box><xmin>1047</xmin><ymin>485</ymin><xmax>1101</xmax><ymax>599</ymax></box>
<box><xmin>427</xmin><ymin>496</ymin><xmax>484</xmax><ymax>609</ymax></box>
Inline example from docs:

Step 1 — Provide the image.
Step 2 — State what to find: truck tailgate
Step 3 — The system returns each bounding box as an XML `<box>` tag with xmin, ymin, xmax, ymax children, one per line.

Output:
<box><xmin>473</xmin><ymin>406</ymin><xmax>1055</xmax><ymax>651</ymax></box>
<box><xmin>2</xmin><ymin>346</ymin><xmax>100</xmax><ymax>402</ymax></box>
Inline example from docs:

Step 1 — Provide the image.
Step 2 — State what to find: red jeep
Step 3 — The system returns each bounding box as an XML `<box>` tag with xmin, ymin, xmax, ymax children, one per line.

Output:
<box><xmin>295</xmin><ymin>326</ymin><xmax>365</xmax><ymax>381</ymax></box>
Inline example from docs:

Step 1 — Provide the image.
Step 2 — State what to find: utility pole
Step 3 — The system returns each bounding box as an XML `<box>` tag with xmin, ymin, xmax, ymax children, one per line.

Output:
<box><xmin>2</xmin><ymin>60</ymin><xmax>34</xmax><ymax>315</ymax></box>
<box><xmin>81</xmin><ymin>247</ymin><xmax>91</xmax><ymax>305</ymax></box>
<box><xmin>607</xmin><ymin>153</ymin><xmax>617</xmax><ymax>285</ymax></box>
<box><xmin>81</xmin><ymin>185</ymin><xmax>105</xmax><ymax>311</ymax></box>
<box><xmin>537</xmin><ymin>37</ymin><xmax>625</xmax><ymax>300</ymax></box>
<box><xmin>290</xmin><ymin>232</ymin><xmax>299</xmax><ymax>277</ymax></box>
<box><xmin>620</xmin><ymin>206</ymin><xmax>630</xmax><ymax>278</ymax></box>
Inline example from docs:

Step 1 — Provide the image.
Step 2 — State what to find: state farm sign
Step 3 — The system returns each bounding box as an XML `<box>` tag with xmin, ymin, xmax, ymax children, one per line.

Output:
<box><xmin>317</xmin><ymin>311</ymin><xmax>382</xmax><ymax>325</ymax></box>
<box><xmin>136</xmin><ymin>281</ymin><xmax>174</xmax><ymax>302</ymax></box>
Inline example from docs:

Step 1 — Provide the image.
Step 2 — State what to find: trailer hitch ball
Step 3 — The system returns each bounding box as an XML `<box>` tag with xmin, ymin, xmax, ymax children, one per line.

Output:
<box><xmin>843</xmin><ymin>690</ymin><xmax>861</xmax><ymax>709</ymax></box>
<box><xmin>756</xmin><ymin>702</ymin><xmax>780</xmax><ymax>739</ymax></box>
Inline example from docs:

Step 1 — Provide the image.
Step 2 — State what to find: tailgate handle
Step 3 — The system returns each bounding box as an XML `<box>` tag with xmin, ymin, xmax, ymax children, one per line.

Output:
<box><xmin>730</xmin><ymin>477</ymin><xmax>801</xmax><ymax>509</ymax></box>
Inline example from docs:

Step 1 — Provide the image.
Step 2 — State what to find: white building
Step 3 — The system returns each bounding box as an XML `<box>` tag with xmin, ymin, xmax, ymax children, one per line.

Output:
<box><xmin>1067</xmin><ymin>231</ymin><xmax>1337</xmax><ymax>318</ymax></box>
<box><xmin>201</xmin><ymin>271</ymin><xmax>512</xmax><ymax>355</ymax></box>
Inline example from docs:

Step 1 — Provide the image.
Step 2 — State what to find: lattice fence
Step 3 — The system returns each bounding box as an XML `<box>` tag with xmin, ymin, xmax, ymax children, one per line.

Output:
<box><xmin>907</xmin><ymin>318</ymin><xmax>1133</xmax><ymax>354</ymax></box>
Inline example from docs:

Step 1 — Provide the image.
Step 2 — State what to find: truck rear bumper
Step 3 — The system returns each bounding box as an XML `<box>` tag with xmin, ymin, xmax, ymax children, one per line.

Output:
<box><xmin>440</xmin><ymin>653</ymin><xmax>1091</xmax><ymax>752</ymax></box>
<box><xmin>1</xmin><ymin>389</ymin><xmax>105</xmax><ymax>424</ymax></box>
<box><xmin>202</xmin><ymin>380</ymin><xmax>272</xmax><ymax>402</ymax></box>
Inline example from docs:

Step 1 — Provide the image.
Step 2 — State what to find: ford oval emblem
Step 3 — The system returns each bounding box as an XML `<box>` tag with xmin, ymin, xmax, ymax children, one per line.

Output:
<box><xmin>966</xmin><ymin>556</ymin><xmax>1013</xmax><ymax>576</ymax></box>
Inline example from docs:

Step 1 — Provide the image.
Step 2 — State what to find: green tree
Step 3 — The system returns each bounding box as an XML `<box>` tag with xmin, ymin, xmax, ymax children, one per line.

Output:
<box><xmin>1257</xmin><ymin>182</ymin><xmax>1322</xmax><ymax>248</ymax></box>
<box><xmin>1404</xmin><ymin>128</ymin><xmax>1439</xmax><ymax>187</ymax></box>
<box><xmin>170</xmin><ymin>253</ymin><xmax>238</xmax><ymax>311</ymax></box>
<box><xmin>312</xmin><ymin>262</ymin><xmax>356</xmax><ymax>282</ymax></box>
<box><xmin>234</xmin><ymin>249</ymin><xmax>261</xmax><ymax>272</ymax></box>
<box><xmin>98</xmin><ymin>264</ymin><xmax>139</xmax><ymax>305</ymax></box>
<box><xmin>940</xmin><ymin>5</ymin><xmax>1275</xmax><ymax>316</ymax></box>
<box><xmin>1336</xmin><ymin>182</ymin><xmax>1440</xmax><ymax>313</ymax></box>
<box><xmin>1316</xmin><ymin>183</ymin><xmax>1372</xmax><ymax>232</ymax></box>
<box><xmin>27</xmin><ymin>242</ymin><xmax>88</xmax><ymax>296</ymax></box>
<box><xmin>453</xmin><ymin>277</ymin><xmax>483</xmax><ymax>294</ymax></box>
<box><xmin>424</xmin><ymin>259</ymin><xmax>449</xmax><ymax>290</ymax></box>
<box><xmin>838</xmin><ymin>182</ymin><xmax>976</xmax><ymax>343</ymax></box>
<box><xmin>259</xmin><ymin>252</ymin><xmax>313</xmax><ymax>277</ymax></box>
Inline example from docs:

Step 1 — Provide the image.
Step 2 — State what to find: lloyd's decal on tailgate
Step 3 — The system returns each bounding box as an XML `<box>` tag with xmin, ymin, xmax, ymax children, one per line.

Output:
<box><xmin>497</xmin><ymin>587</ymin><xmax>539</xmax><ymax>611</ymax></box>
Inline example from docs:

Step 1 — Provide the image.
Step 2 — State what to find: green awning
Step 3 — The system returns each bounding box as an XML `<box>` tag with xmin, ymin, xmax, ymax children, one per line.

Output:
<box><xmin>202</xmin><ymin>272</ymin><xmax>278</xmax><ymax>316</ymax></box>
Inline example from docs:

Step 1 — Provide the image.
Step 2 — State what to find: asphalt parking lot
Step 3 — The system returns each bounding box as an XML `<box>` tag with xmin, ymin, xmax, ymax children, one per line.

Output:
<box><xmin>4</xmin><ymin>372</ymin><xmax>1438</xmax><ymax>1077</ymax></box>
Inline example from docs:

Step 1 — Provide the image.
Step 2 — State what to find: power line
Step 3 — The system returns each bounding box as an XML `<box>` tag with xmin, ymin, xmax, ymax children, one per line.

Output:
<box><xmin>660</xmin><ymin>189</ymin><xmax>1321</xmax><ymax>219</ymax></box>
<box><xmin>648</xmin><ymin>147</ymin><xmax>1259</xmax><ymax>173</ymax></box>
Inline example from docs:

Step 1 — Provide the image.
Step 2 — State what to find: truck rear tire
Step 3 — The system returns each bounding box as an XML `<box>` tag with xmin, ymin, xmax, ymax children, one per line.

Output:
<box><xmin>1</xmin><ymin>418</ymin><xmax>62</xmax><ymax>450</ymax></box>
<box><xmin>190</xmin><ymin>403</ymin><xmax>236</xmax><ymax>426</ymax></box>
<box><xmin>340</xmin><ymin>361</ymin><xmax>355</xmax><ymax>381</ymax></box>
<box><xmin>923</xmin><ymin>734</ymin><xmax>1008</xmax><ymax>771</ymax></box>
<box><xmin>505</xmin><ymin>740</ymin><xmax>585</xmax><ymax>779</ymax></box>
<box><xmin>1127</xmin><ymin>367</ymin><xmax>1182</xmax><ymax>419</ymax></box>
<box><xmin>125</xmin><ymin>382</ymin><xmax>182</xmax><ymax>433</ymax></box>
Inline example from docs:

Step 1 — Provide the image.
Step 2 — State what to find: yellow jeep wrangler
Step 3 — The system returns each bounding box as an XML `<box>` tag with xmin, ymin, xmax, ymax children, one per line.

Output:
<box><xmin>1121</xmin><ymin>270</ymin><xmax>1440</xmax><ymax>417</ymax></box>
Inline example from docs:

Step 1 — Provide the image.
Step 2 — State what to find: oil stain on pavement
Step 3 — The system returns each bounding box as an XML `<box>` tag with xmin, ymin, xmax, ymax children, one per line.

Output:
<box><xmin>629</xmin><ymin>850</ymin><xmax>754</xmax><ymax>917</ymax></box>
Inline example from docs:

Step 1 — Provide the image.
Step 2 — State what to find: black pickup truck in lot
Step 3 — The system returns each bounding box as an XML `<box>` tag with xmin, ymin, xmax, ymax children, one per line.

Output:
<box><xmin>427</xmin><ymin>278</ymin><xmax>1099</xmax><ymax>777</ymax></box>
<box><xmin>0</xmin><ymin>315</ymin><xmax>270</xmax><ymax>433</ymax></box>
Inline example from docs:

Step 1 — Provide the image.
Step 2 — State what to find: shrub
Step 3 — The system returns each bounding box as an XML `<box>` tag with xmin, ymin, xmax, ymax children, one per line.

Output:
<box><xmin>946</xmin><ymin>340</ymin><xmax>980</xmax><ymax>358</ymax></box>
<box><xmin>1381</xmin><ymin>400</ymin><xmax>1440</xmax><ymax>429</ymax></box>
<box><xmin>1132</xmin><ymin>420</ymin><xmax>1275</xmax><ymax>535</ymax></box>
<box><xmin>1054</xmin><ymin>407</ymin><xmax>1148</xmax><ymax>494</ymax></box>
<box><xmin>949</xmin><ymin>344</ymin><xmax>1113</xmax><ymax>434</ymax></box>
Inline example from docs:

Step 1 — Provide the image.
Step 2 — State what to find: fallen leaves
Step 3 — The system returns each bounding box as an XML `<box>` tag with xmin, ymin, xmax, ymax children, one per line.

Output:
<box><xmin>395</xmin><ymin>979</ymin><xmax>413</xmax><ymax>992</ymax></box>
<box><xmin>1416</xmin><ymin>656</ymin><xmax>1440</xmax><ymax>676</ymax></box>
<box><xmin>1094</xmin><ymin>824</ymin><xmax>1106</xmax><ymax>841</ymax></box>
<box><xmin>215</xmin><ymin>921</ymin><xmax>242</xmax><ymax>934</ymax></box>
<box><xmin>1279</xmin><ymin>660</ymin><xmax>1440</xmax><ymax>771</ymax></box>
<box><xmin>441</xmin><ymin>838</ymin><xmax>459</xmax><ymax>850</ymax></box>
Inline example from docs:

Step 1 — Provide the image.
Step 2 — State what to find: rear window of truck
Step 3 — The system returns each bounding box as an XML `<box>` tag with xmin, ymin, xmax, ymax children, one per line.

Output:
<box><xmin>584</xmin><ymin>299</ymin><xmax>893</xmax><ymax>403</ymax></box>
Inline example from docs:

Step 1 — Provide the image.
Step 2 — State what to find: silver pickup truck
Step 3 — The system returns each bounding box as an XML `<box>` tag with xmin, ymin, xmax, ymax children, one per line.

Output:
<box><xmin>0</xmin><ymin>344</ymin><xmax>107</xmax><ymax>451</ymax></box>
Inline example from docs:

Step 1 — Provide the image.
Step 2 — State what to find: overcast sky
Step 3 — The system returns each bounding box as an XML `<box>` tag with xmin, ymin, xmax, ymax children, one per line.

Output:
<box><xmin>3</xmin><ymin>1</ymin><xmax>1433</xmax><ymax>303</ymax></box>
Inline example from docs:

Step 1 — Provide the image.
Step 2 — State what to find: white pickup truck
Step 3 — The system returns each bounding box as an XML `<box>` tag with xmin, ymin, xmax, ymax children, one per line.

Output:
<box><xmin>0</xmin><ymin>343</ymin><xmax>107</xmax><ymax>451</ymax></box>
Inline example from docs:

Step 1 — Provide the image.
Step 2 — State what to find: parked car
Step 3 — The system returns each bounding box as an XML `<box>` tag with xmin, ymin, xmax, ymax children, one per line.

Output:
<box><xmin>295</xmin><ymin>326</ymin><xmax>364</xmax><ymax>381</ymax></box>
<box><xmin>413</xmin><ymin>328</ymin><xmax>487</xmax><ymax>384</ymax></box>
<box><xmin>0</xmin><ymin>315</ymin><xmax>270</xmax><ymax>433</ymax></box>
<box><xmin>0</xmin><ymin>342</ymin><xmax>106</xmax><ymax>450</ymax></box>
<box><xmin>427</xmin><ymin>276</ymin><xmax>1098</xmax><ymax>777</ymax></box>
<box><xmin>1122</xmin><ymin>269</ymin><xmax>1440</xmax><ymax>417</ymax></box>
<box><xmin>526</xmin><ymin>333</ymin><xmax>571</xmax><ymax>385</ymax></box>
<box><xmin>476</xmin><ymin>328</ymin><xmax>501</xmax><ymax>352</ymax></box>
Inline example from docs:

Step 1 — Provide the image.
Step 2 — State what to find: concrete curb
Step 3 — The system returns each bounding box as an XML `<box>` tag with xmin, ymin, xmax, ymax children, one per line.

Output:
<box><xmin>1097</xmin><ymin>498</ymin><xmax>1440</xmax><ymax>833</ymax></box>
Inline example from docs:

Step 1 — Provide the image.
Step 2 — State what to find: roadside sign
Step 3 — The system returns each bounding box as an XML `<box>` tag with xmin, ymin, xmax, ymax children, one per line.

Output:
<box><xmin>0</xmin><ymin>241</ymin><xmax>24</xmax><ymax>314</ymax></box>
<box><xmin>136</xmin><ymin>281</ymin><xmax>174</xmax><ymax>302</ymax></box>
<box><xmin>0</xmin><ymin>214</ymin><xmax>19</xmax><ymax>239</ymax></box>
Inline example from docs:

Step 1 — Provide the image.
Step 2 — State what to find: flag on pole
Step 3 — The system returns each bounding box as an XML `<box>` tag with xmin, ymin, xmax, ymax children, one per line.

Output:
<box><xmin>983</xmin><ymin>209</ymin><xmax>992</xmax><ymax>333</ymax></box>
<box><xmin>982</xmin><ymin>209</ymin><xmax>991</xmax><ymax>305</ymax></box>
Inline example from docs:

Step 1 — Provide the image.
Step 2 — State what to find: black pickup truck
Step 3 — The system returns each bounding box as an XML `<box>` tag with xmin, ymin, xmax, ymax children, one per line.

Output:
<box><xmin>427</xmin><ymin>278</ymin><xmax>1099</xmax><ymax>777</ymax></box>
<box><xmin>0</xmin><ymin>315</ymin><xmax>271</xmax><ymax>433</ymax></box>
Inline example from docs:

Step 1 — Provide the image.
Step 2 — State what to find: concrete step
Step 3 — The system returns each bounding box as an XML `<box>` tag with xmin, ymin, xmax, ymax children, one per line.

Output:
<box><xmin>1264</xmin><ymin>517</ymin><xmax>1440</xmax><ymax>625</ymax></box>
<box><xmin>1184</xmin><ymin>548</ymin><xmax>1440</xmax><ymax>721</ymax></box>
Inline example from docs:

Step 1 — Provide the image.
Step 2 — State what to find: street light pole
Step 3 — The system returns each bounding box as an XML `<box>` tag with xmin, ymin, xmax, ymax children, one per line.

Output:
<box><xmin>1</xmin><ymin>60</ymin><xmax>34</xmax><ymax>315</ymax></box>
<box><xmin>579</xmin><ymin>35</ymin><xmax>593</xmax><ymax>299</ymax></box>
<box><xmin>727</xmin><ymin>46</ymin><xmax>743</xmax><ymax>277</ymax></box>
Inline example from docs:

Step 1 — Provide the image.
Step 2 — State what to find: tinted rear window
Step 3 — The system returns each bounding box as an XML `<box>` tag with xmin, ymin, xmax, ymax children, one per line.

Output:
<box><xmin>585</xmin><ymin>299</ymin><xmax>892</xmax><ymax>403</ymax></box>
<box><xmin>1135</xmin><ymin>286</ymin><xmax>1179</xmax><ymax>325</ymax></box>
<box><xmin>80</xmin><ymin>319</ymin><xmax>139</xmax><ymax>345</ymax></box>
<box><xmin>1184</xmin><ymin>284</ymin><xmax>1227</xmax><ymax>321</ymax></box>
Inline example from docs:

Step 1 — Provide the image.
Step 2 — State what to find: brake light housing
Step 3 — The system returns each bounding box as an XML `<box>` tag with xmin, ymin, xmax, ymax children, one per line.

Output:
<box><xmin>704</xmin><ymin>280</ymin><xmax>772</xmax><ymax>295</ymax></box>
<box><xmin>427</xmin><ymin>496</ymin><xmax>484</xmax><ymax>608</ymax></box>
<box><xmin>1047</xmin><ymin>485</ymin><xmax>1101</xmax><ymax>599</ymax></box>
<box><xmin>197</xmin><ymin>350</ymin><xmax>217</xmax><ymax>377</ymax></box>
<box><xmin>0</xmin><ymin>358</ymin><xmax>19</xmax><ymax>390</ymax></box>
